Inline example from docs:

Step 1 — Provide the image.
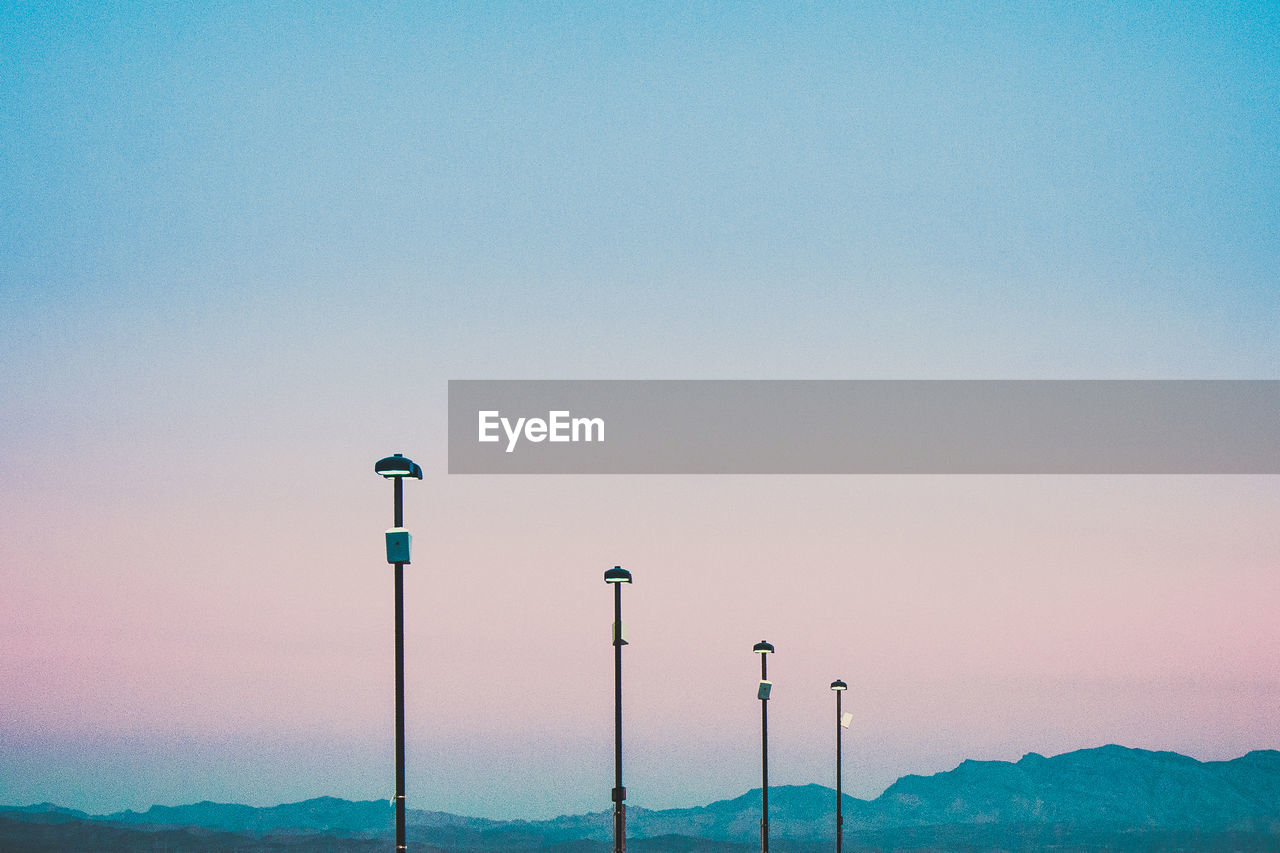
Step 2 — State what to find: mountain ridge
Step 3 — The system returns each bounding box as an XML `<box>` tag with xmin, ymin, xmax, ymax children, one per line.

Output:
<box><xmin>5</xmin><ymin>745</ymin><xmax>1278</xmax><ymax>847</ymax></box>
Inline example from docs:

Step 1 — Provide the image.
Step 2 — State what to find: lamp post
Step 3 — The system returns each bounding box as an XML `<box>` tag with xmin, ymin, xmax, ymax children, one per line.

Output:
<box><xmin>753</xmin><ymin>640</ymin><xmax>774</xmax><ymax>853</ymax></box>
<box><xmin>830</xmin><ymin>679</ymin><xmax>848</xmax><ymax>853</ymax></box>
<box><xmin>375</xmin><ymin>453</ymin><xmax>422</xmax><ymax>853</ymax></box>
<box><xmin>604</xmin><ymin>566</ymin><xmax>633</xmax><ymax>853</ymax></box>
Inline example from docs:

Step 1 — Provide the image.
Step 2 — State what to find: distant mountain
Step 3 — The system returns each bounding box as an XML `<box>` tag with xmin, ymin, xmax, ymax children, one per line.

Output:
<box><xmin>103</xmin><ymin>795</ymin><xmax>400</xmax><ymax>834</ymax></box>
<box><xmin>623</xmin><ymin>745</ymin><xmax>1280</xmax><ymax>842</ymax></box>
<box><xmin>872</xmin><ymin>744</ymin><xmax>1280</xmax><ymax>833</ymax></box>
<box><xmin>0</xmin><ymin>812</ymin><xmax>388</xmax><ymax>852</ymax></box>
<box><xmin>0</xmin><ymin>802</ymin><xmax>90</xmax><ymax>823</ymax></box>
<box><xmin>3</xmin><ymin>745</ymin><xmax>1278</xmax><ymax>851</ymax></box>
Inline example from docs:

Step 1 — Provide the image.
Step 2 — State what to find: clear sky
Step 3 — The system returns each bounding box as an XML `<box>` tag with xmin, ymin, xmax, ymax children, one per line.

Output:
<box><xmin>2</xmin><ymin>0</ymin><xmax>1278</xmax><ymax>821</ymax></box>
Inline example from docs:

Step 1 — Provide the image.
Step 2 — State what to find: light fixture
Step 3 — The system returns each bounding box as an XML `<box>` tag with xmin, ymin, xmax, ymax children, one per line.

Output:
<box><xmin>375</xmin><ymin>453</ymin><xmax>423</xmax><ymax>479</ymax></box>
<box><xmin>604</xmin><ymin>566</ymin><xmax>633</xmax><ymax>584</ymax></box>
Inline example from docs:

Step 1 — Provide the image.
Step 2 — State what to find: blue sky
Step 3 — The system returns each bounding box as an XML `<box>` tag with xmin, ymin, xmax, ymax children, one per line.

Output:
<box><xmin>5</xmin><ymin>3</ymin><xmax>1278</xmax><ymax>384</ymax></box>
<box><xmin>2</xmin><ymin>0</ymin><xmax>1278</xmax><ymax>821</ymax></box>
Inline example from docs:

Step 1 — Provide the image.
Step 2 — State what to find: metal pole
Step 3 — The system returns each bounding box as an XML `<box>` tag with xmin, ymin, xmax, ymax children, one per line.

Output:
<box><xmin>760</xmin><ymin>652</ymin><xmax>768</xmax><ymax>853</ymax></box>
<box><xmin>612</xmin><ymin>580</ymin><xmax>626</xmax><ymax>853</ymax></box>
<box><xmin>394</xmin><ymin>476</ymin><xmax>406</xmax><ymax>853</ymax></box>
<box><xmin>835</xmin><ymin>688</ymin><xmax>842</xmax><ymax>853</ymax></box>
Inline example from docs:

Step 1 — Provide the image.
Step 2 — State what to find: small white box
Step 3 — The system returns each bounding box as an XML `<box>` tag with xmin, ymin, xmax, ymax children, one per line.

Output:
<box><xmin>385</xmin><ymin>528</ymin><xmax>412</xmax><ymax>564</ymax></box>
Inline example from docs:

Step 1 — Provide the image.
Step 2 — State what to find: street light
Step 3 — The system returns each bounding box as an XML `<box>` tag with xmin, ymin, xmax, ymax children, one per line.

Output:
<box><xmin>753</xmin><ymin>640</ymin><xmax>775</xmax><ymax>853</ymax></box>
<box><xmin>830</xmin><ymin>679</ymin><xmax>849</xmax><ymax>853</ymax></box>
<box><xmin>375</xmin><ymin>453</ymin><xmax>422</xmax><ymax>853</ymax></box>
<box><xmin>604</xmin><ymin>566</ymin><xmax>633</xmax><ymax>853</ymax></box>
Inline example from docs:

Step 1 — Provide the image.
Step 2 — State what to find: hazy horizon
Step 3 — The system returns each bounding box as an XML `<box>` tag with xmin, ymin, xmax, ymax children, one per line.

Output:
<box><xmin>7</xmin><ymin>742</ymin><xmax>1276</xmax><ymax>820</ymax></box>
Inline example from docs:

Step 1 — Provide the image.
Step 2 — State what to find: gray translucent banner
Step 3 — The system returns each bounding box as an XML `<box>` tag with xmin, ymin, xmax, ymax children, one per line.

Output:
<box><xmin>447</xmin><ymin>381</ymin><xmax>1279</xmax><ymax>474</ymax></box>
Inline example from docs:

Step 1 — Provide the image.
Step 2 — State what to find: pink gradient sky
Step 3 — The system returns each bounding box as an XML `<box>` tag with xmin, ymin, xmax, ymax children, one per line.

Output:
<box><xmin>4</xmin><ymin>460</ymin><xmax>1277</xmax><ymax>817</ymax></box>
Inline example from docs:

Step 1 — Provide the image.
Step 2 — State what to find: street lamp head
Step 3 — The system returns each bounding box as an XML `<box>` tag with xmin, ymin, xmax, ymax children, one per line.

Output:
<box><xmin>375</xmin><ymin>453</ymin><xmax>422</xmax><ymax>479</ymax></box>
<box><xmin>753</xmin><ymin>640</ymin><xmax>775</xmax><ymax>654</ymax></box>
<box><xmin>830</xmin><ymin>679</ymin><xmax>848</xmax><ymax>691</ymax></box>
<box><xmin>604</xmin><ymin>566</ymin><xmax>633</xmax><ymax>584</ymax></box>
